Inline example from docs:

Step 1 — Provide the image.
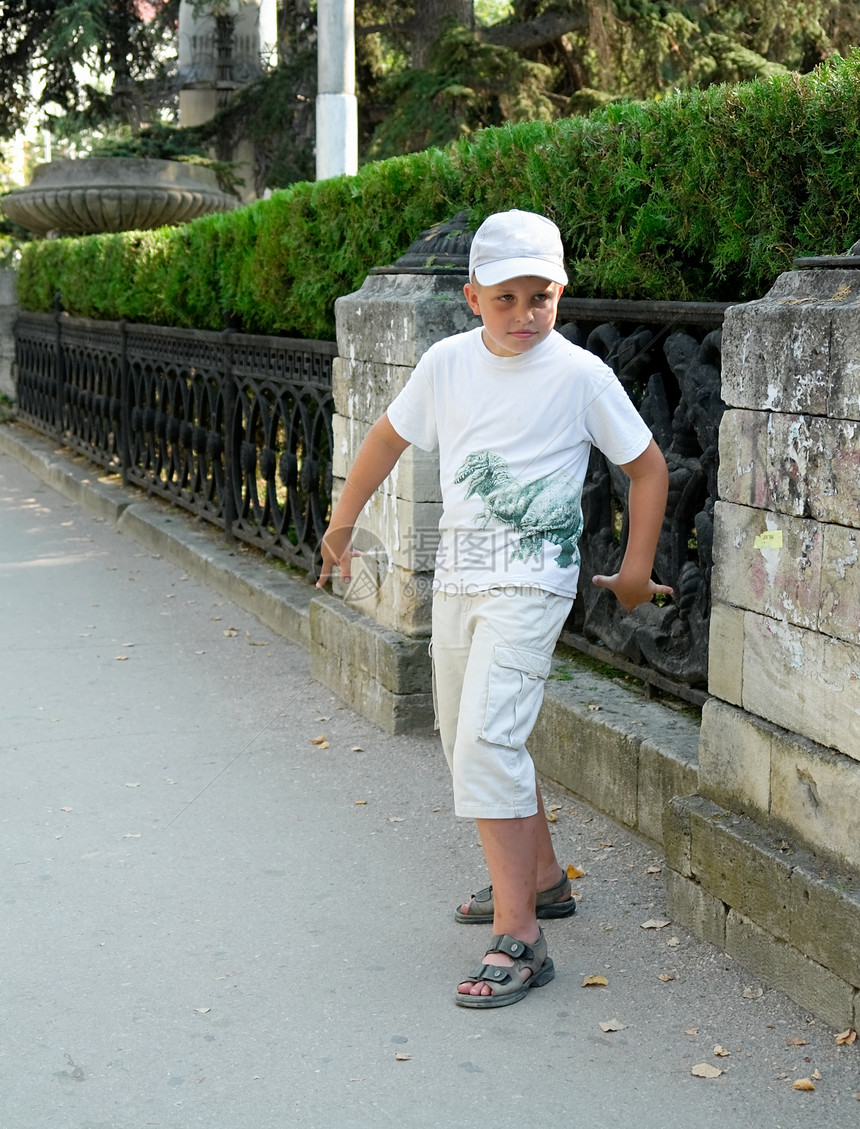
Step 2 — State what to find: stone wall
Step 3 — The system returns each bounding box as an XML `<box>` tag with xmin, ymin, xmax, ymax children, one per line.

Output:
<box><xmin>665</xmin><ymin>266</ymin><xmax>860</xmax><ymax>1028</ymax></box>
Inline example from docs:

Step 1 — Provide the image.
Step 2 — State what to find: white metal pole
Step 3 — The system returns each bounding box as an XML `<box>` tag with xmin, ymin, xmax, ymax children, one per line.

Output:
<box><xmin>316</xmin><ymin>0</ymin><xmax>358</xmax><ymax>179</ymax></box>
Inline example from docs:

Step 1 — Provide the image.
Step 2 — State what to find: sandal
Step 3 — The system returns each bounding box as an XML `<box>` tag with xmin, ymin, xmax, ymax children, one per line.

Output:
<box><xmin>455</xmin><ymin>871</ymin><xmax>576</xmax><ymax>924</ymax></box>
<box><xmin>455</xmin><ymin>930</ymin><xmax>555</xmax><ymax>1008</ymax></box>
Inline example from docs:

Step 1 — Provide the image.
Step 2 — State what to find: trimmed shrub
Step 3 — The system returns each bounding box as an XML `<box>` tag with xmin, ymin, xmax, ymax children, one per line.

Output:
<box><xmin>16</xmin><ymin>52</ymin><xmax>860</xmax><ymax>339</ymax></box>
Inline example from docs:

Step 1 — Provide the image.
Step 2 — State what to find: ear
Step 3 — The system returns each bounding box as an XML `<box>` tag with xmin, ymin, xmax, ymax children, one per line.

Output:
<box><xmin>463</xmin><ymin>282</ymin><xmax>482</xmax><ymax>316</ymax></box>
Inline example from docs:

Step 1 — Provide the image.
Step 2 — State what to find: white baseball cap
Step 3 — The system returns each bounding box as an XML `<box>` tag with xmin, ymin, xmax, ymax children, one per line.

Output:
<box><xmin>469</xmin><ymin>209</ymin><xmax>568</xmax><ymax>287</ymax></box>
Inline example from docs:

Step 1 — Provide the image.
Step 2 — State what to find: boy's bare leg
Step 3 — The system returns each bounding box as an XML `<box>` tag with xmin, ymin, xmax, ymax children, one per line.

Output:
<box><xmin>458</xmin><ymin>783</ymin><xmax>570</xmax><ymax>919</ymax></box>
<box><xmin>457</xmin><ymin>812</ymin><xmax>543</xmax><ymax>997</ymax></box>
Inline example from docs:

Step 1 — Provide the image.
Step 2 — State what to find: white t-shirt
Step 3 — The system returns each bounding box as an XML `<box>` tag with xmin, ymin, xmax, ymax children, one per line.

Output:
<box><xmin>386</xmin><ymin>326</ymin><xmax>653</xmax><ymax>598</ymax></box>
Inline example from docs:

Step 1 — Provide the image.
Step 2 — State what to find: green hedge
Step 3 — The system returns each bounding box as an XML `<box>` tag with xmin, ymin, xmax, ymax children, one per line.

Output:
<box><xmin>17</xmin><ymin>51</ymin><xmax>860</xmax><ymax>340</ymax></box>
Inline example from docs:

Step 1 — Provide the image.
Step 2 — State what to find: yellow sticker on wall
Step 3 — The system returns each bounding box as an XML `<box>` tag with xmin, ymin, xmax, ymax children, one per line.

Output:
<box><xmin>754</xmin><ymin>530</ymin><xmax>783</xmax><ymax>550</ymax></box>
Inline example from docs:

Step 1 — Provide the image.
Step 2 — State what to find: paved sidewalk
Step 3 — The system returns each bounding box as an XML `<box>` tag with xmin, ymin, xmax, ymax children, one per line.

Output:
<box><xmin>1</xmin><ymin>443</ymin><xmax>858</xmax><ymax>1129</ymax></box>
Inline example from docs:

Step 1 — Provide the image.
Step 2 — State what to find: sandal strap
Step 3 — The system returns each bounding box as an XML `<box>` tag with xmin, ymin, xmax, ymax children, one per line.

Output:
<box><xmin>486</xmin><ymin>933</ymin><xmax>536</xmax><ymax>961</ymax></box>
<box><xmin>466</xmin><ymin>962</ymin><xmax>515</xmax><ymax>986</ymax></box>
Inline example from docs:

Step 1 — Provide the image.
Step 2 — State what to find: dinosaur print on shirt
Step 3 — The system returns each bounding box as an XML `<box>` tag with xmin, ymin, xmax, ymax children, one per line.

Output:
<box><xmin>454</xmin><ymin>450</ymin><xmax>584</xmax><ymax>569</ymax></box>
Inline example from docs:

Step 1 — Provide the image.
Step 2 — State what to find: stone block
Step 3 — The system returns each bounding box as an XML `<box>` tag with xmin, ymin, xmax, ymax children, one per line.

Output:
<box><xmin>711</xmin><ymin>501</ymin><xmax>821</xmax><ymax>629</ymax></box>
<box><xmin>722</xmin><ymin>269</ymin><xmax>860</xmax><ymax>419</ymax></box>
<box><xmin>332</xmin><ymin>356</ymin><xmax>414</xmax><ymax>422</ymax></box>
<box><xmin>717</xmin><ymin>408</ymin><xmax>769</xmax><ymax>509</ymax></box>
<box><xmin>335</xmin><ymin>273</ymin><xmax>476</xmax><ymax>368</ymax></box>
<box><xmin>530</xmin><ymin>679</ymin><xmax>641</xmax><ymax>830</ymax></box>
<box><xmin>763</xmin><ymin>412</ymin><xmax>814</xmax><ymax>518</ymax></box>
<box><xmin>826</xmin><ymin>297</ymin><xmax>860</xmax><ymax>421</ymax></box>
<box><xmin>309</xmin><ymin>594</ymin><xmax>433</xmax><ymax>734</ymax></box>
<box><xmin>698</xmin><ymin>698</ymin><xmax>771</xmax><ymax>819</ymax></box>
<box><xmin>721</xmin><ymin>288</ymin><xmax>830</xmax><ymax>415</ymax></box>
<box><xmin>332</xmin><ymin>416</ymin><xmax>441</xmax><ymax>504</ymax></box>
<box><xmin>725</xmin><ymin>910</ymin><xmax>856</xmax><ymax>1029</ymax></box>
<box><xmin>309</xmin><ymin>592</ymin><xmax>430</xmax><ymax>696</ymax></box>
<box><xmin>689</xmin><ymin>799</ymin><xmax>792</xmax><ymax>941</ymax></box>
<box><xmin>357</xmin><ymin>489</ymin><xmax>442</xmax><ymax>574</ymax></box>
<box><xmin>769</xmin><ymin>730</ymin><xmax>860</xmax><ymax>871</ymax></box>
<box><xmin>662</xmin><ymin>795</ymin><xmax>694</xmax><ymax>878</ymax></box>
<box><xmin>663</xmin><ymin>869</ymin><xmax>727</xmax><ymax>949</ymax></box>
<box><xmin>788</xmin><ymin>862</ymin><xmax>860</xmax><ymax>989</ymax></box>
<box><xmin>706</xmin><ymin>601</ymin><xmax>744</xmax><ymax>705</ymax></box>
<box><xmin>336</xmin><ymin>558</ymin><xmax>433</xmax><ymax>637</ymax></box>
<box><xmin>636</xmin><ymin>733</ymin><xmax>699</xmax><ymax>845</ymax></box>
<box><xmin>742</xmin><ymin>612</ymin><xmax>860</xmax><ymax>761</ymax></box>
<box><xmin>806</xmin><ymin>417</ymin><xmax>860</xmax><ymax>527</ymax></box>
<box><xmin>819</xmin><ymin>524</ymin><xmax>860</xmax><ymax>645</ymax></box>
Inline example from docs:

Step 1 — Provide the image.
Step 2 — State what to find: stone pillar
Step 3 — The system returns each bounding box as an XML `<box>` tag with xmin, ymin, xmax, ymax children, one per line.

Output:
<box><xmin>308</xmin><ymin>216</ymin><xmax>474</xmax><ymax>732</ymax></box>
<box><xmin>178</xmin><ymin>0</ymin><xmax>277</xmax><ymax>201</ymax></box>
<box><xmin>315</xmin><ymin>0</ymin><xmax>358</xmax><ymax>179</ymax></box>
<box><xmin>0</xmin><ymin>269</ymin><xmax>18</xmax><ymax>406</ymax></box>
<box><xmin>664</xmin><ymin>260</ymin><xmax>860</xmax><ymax>1028</ymax></box>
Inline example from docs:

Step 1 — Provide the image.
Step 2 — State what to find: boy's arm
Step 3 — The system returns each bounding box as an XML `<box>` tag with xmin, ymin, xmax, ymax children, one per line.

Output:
<box><xmin>316</xmin><ymin>413</ymin><xmax>410</xmax><ymax>588</ymax></box>
<box><xmin>592</xmin><ymin>438</ymin><xmax>673</xmax><ymax>611</ymax></box>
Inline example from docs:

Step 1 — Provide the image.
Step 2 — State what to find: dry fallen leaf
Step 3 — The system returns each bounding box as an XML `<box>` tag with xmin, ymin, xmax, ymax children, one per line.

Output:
<box><xmin>582</xmin><ymin>975</ymin><xmax>609</xmax><ymax>988</ymax></box>
<box><xmin>394</xmin><ymin>1052</ymin><xmax>411</xmax><ymax>1061</ymax></box>
<box><xmin>787</xmin><ymin>1037</ymin><xmax>808</xmax><ymax>1047</ymax></box>
<box><xmin>351</xmin><ymin>746</ymin><xmax>364</xmax><ymax>752</ymax></box>
<box><xmin>354</xmin><ymin>800</ymin><xmax>367</xmax><ymax>805</ymax></box>
<box><xmin>546</xmin><ymin>804</ymin><xmax>562</xmax><ymax>823</ymax></box>
<box><xmin>836</xmin><ymin>1028</ymin><xmax>857</xmax><ymax>1046</ymax></box>
<box><xmin>310</xmin><ymin>734</ymin><xmax>328</xmax><ymax>745</ymax></box>
<box><xmin>793</xmin><ymin>1078</ymin><xmax>815</xmax><ymax>1091</ymax></box>
<box><xmin>645</xmin><ymin>865</ymin><xmax>662</xmax><ymax>875</ymax></box>
<box><xmin>567</xmin><ymin>864</ymin><xmax>585</xmax><ymax>879</ymax></box>
<box><xmin>641</xmin><ymin>918</ymin><xmax>671</xmax><ymax>930</ymax></box>
<box><xmin>666</xmin><ymin>936</ymin><xmax>680</xmax><ymax>948</ymax></box>
<box><xmin>812</xmin><ymin>1070</ymin><xmax>822</xmax><ymax>1081</ymax></box>
<box><xmin>114</xmin><ymin>655</ymin><xmax>129</xmax><ymax>661</ymax></box>
<box><xmin>194</xmin><ymin>1007</ymin><xmax>211</xmax><ymax>1014</ymax></box>
<box><xmin>223</xmin><ymin>628</ymin><xmax>238</xmax><ymax>637</ymax></box>
<box><xmin>691</xmin><ymin>1063</ymin><xmax>723</xmax><ymax>1079</ymax></box>
<box><xmin>657</xmin><ymin>973</ymin><xmax>674</xmax><ymax>983</ymax></box>
<box><xmin>713</xmin><ymin>1045</ymin><xmax>731</xmax><ymax>1057</ymax></box>
<box><xmin>598</xmin><ymin>1019</ymin><xmax>626</xmax><ymax>1032</ymax></box>
<box><xmin>60</xmin><ymin>807</ymin><xmax>73</xmax><ymax>813</ymax></box>
<box><xmin>685</xmin><ymin>1028</ymin><xmax>699</xmax><ymax>1036</ymax></box>
<box><xmin>742</xmin><ymin>986</ymin><xmax>763</xmax><ymax>1000</ymax></box>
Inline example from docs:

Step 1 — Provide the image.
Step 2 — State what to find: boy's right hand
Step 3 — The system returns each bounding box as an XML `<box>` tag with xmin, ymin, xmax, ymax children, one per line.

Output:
<box><xmin>316</xmin><ymin>526</ymin><xmax>357</xmax><ymax>588</ymax></box>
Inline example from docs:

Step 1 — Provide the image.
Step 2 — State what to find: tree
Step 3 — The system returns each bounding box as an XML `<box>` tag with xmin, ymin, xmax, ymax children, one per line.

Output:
<box><xmin>0</xmin><ymin>1</ymin><xmax>180</xmax><ymax>145</ymax></box>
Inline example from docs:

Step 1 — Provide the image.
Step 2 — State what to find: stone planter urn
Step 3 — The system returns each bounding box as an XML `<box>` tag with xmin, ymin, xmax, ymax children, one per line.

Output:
<box><xmin>0</xmin><ymin>157</ymin><xmax>238</xmax><ymax>236</ymax></box>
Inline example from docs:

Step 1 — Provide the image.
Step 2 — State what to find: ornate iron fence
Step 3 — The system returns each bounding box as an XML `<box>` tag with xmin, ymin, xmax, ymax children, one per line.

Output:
<box><xmin>14</xmin><ymin>306</ymin><xmax>335</xmax><ymax>573</ymax></box>
<box><xmin>14</xmin><ymin>296</ymin><xmax>727</xmax><ymax>702</ymax></box>
<box><xmin>556</xmin><ymin>298</ymin><xmax>729</xmax><ymax>704</ymax></box>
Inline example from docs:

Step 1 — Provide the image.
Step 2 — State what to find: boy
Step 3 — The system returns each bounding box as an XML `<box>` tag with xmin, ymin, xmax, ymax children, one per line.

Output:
<box><xmin>317</xmin><ymin>210</ymin><xmax>671</xmax><ymax>1008</ymax></box>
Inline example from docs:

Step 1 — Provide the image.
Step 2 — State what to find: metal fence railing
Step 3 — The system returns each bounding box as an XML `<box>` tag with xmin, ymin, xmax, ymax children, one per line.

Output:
<box><xmin>14</xmin><ymin>305</ymin><xmax>335</xmax><ymax>574</ymax></box>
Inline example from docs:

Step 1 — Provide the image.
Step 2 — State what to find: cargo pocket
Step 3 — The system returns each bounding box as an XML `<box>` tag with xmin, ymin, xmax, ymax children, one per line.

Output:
<box><xmin>480</xmin><ymin>644</ymin><xmax>552</xmax><ymax>750</ymax></box>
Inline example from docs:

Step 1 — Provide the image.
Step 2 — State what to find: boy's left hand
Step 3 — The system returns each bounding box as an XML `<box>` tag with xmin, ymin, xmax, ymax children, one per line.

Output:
<box><xmin>592</xmin><ymin>571</ymin><xmax>673</xmax><ymax>612</ymax></box>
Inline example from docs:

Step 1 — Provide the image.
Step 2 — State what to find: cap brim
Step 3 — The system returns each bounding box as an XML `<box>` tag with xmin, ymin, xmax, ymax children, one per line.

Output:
<box><xmin>473</xmin><ymin>257</ymin><xmax>568</xmax><ymax>287</ymax></box>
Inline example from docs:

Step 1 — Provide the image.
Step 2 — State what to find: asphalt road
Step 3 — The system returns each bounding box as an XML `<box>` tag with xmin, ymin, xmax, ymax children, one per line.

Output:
<box><xmin>1</xmin><ymin>447</ymin><xmax>858</xmax><ymax>1128</ymax></box>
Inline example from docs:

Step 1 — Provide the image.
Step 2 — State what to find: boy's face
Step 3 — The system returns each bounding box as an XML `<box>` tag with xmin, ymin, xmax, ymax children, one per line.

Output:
<box><xmin>463</xmin><ymin>275</ymin><xmax>563</xmax><ymax>358</ymax></box>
